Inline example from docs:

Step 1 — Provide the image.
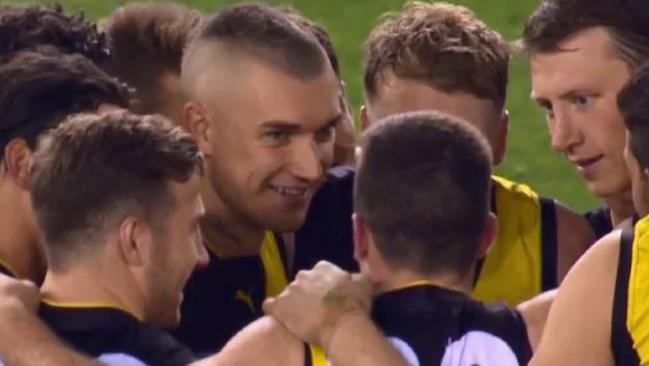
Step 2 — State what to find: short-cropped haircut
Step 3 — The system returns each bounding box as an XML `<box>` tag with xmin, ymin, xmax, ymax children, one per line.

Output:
<box><xmin>355</xmin><ymin>111</ymin><xmax>492</xmax><ymax>275</ymax></box>
<box><xmin>187</xmin><ymin>3</ymin><xmax>326</xmax><ymax>80</ymax></box>
<box><xmin>30</xmin><ymin>111</ymin><xmax>202</xmax><ymax>270</ymax></box>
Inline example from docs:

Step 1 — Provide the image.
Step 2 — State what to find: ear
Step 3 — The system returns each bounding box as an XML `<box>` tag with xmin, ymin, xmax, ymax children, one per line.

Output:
<box><xmin>359</xmin><ymin>105</ymin><xmax>370</xmax><ymax>132</ymax></box>
<box><xmin>353</xmin><ymin>213</ymin><xmax>370</xmax><ymax>265</ymax></box>
<box><xmin>492</xmin><ymin>110</ymin><xmax>510</xmax><ymax>166</ymax></box>
<box><xmin>117</xmin><ymin>217</ymin><xmax>152</xmax><ymax>267</ymax></box>
<box><xmin>3</xmin><ymin>139</ymin><xmax>33</xmax><ymax>189</ymax></box>
<box><xmin>184</xmin><ymin>101</ymin><xmax>213</xmax><ymax>158</ymax></box>
<box><xmin>477</xmin><ymin>212</ymin><xmax>498</xmax><ymax>259</ymax></box>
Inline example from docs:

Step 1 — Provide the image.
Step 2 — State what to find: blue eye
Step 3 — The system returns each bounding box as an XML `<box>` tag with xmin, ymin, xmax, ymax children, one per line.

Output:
<box><xmin>572</xmin><ymin>95</ymin><xmax>592</xmax><ymax>108</ymax></box>
<box><xmin>263</xmin><ymin>130</ymin><xmax>290</xmax><ymax>145</ymax></box>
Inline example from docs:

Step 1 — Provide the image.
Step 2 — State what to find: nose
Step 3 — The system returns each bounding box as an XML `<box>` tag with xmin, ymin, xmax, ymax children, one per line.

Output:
<box><xmin>290</xmin><ymin>137</ymin><xmax>326</xmax><ymax>182</ymax></box>
<box><xmin>549</xmin><ymin>107</ymin><xmax>580</xmax><ymax>153</ymax></box>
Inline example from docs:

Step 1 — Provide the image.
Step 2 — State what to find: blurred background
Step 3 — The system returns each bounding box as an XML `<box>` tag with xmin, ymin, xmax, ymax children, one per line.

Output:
<box><xmin>6</xmin><ymin>0</ymin><xmax>599</xmax><ymax>211</ymax></box>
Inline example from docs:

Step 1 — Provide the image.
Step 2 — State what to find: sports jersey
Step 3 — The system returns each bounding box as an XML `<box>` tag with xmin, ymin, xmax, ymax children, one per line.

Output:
<box><xmin>304</xmin><ymin>284</ymin><xmax>532</xmax><ymax>366</ymax></box>
<box><xmin>473</xmin><ymin>176</ymin><xmax>557</xmax><ymax>305</ymax></box>
<box><xmin>173</xmin><ymin>230</ymin><xmax>288</xmax><ymax>355</ymax></box>
<box><xmin>295</xmin><ymin>170</ymin><xmax>558</xmax><ymax>305</ymax></box>
<box><xmin>612</xmin><ymin>215</ymin><xmax>649</xmax><ymax>365</ymax></box>
<box><xmin>584</xmin><ymin>206</ymin><xmax>613</xmax><ymax>240</ymax></box>
<box><xmin>39</xmin><ymin>301</ymin><xmax>195</xmax><ymax>366</ymax></box>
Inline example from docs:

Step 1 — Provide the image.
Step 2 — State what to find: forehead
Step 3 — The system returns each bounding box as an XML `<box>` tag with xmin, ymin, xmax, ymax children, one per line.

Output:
<box><xmin>201</xmin><ymin>58</ymin><xmax>342</xmax><ymax>129</ymax></box>
<box><xmin>367</xmin><ymin>74</ymin><xmax>499</xmax><ymax>127</ymax></box>
<box><xmin>530</xmin><ymin>27</ymin><xmax>631</xmax><ymax>98</ymax></box>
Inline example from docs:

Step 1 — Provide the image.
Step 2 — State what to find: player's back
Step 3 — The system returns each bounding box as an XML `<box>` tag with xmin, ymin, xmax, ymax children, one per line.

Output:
<box><xmin>306</xmin><ymin>284</ymin><xmax>531</xmax><ymax>366</ymax></box>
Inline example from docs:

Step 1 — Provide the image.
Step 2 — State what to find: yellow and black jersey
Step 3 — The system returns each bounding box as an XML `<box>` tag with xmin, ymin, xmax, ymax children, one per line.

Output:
<box><xmin>473</xmin><ymin>176</ymin><xmax>558</xmax><ymax>305</ymax></box>
<box><xmin>172</xmin><ymin>230</ymin><xmax>288</xmax><ymax>355</ymax></box>
<box><xmin>304</xmin><ymin>284</ymin><xmax>532</xmax><ymax>366</ymax></box>
<box><xmin>295</xmin><ymin>170</ymin><xmax>558</xmax><ymax>306</ymax></box>
<box><xmin>39</xmin><ymin>301</ymin><xmax>195</xmax><ymax>366</ymax></box>
<box><xmin>612</xmin><ymin>215</ymin><xmax>649</xmax><ymax>365</ymax></box>
<box><xmin>584</xmin><ymin>206</ymin><xmax>614</xmax><ymax>240</ymax></box>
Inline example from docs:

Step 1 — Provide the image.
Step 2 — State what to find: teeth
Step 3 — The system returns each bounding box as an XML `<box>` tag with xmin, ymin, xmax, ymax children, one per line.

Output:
<box><xmin>271</xmin><ymin>186</ymin><xmax>307</xmax><ymax>197</ymax></box>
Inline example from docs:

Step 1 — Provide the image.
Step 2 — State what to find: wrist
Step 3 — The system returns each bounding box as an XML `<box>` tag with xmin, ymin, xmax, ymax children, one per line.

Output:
<box><xmin>321</xmin><ymin>309</ymin><xmax>369</xmax><ymax>355</ymax></box>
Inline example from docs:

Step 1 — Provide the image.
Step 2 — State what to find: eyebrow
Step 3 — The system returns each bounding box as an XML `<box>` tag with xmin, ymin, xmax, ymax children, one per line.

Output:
<box><xmin>259</xmin><ymin>113</ymin><xmax>344</xmax><ymax>132</ymax></box>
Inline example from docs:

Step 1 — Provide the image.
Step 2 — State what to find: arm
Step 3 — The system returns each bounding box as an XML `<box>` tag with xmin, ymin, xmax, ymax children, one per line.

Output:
<box><xmin>263</xmin><ymin>261</ymin><xmax>409</xmax><ymax>366</ymax></box>
<box><xmin>555</xmin><ymin>201</ymin><xmax>596</xmax><ymax>282</ymax></box>
<box><xmin>530</xmin><ymin>232</ymin><xmax>619</xmax><ymax>366</ymax></box>
<box><xmin>516</xmin><ymin>289</ymin><xmax>556</xmax><ymax>351</ymax></box>
<box><xmin>0</xmin><ymin>275</ymin><xmax>100</xmax><ymax>366</ymax></box>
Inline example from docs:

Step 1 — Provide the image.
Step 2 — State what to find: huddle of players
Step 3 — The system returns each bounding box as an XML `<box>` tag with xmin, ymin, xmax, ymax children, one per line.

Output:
<box><xmin>0</xmin><ymin>0</ymin><xmax>647</xmax><ymax>365</ymax></box>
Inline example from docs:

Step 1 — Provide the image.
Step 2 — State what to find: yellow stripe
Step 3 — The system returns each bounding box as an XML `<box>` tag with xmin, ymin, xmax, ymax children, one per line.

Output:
<box><xmin>260</xmin><ymin>230</ymin><xmax>288</xmax><ymax>297</ymax></box>
<box><xmin>628</xmin><ymin>215</ymin><xmax>649</xmax><ymax>363</ymax></box>
<box><xmin>309</xmin><ymin>344</ymin><xmax>328</xmax><ymax>366</ymax></box>
<box><xmin>473</xmin><ymin>176</ymin><xmax>542</xmax><ymax>305</ymax></box>
<box><xmin>390</xmin><ymin>280</ymin><xmax>437</xmax><ymax>292</ymax></box>
<box><xmin>0</xmin><ymin>257</ymin><xmax>18</xmax><ymax>278</ymax></box>
<box><xmin>42</xmin><ymin>299</ymin><xmax>142</xmax><ymax>320</ymax></box>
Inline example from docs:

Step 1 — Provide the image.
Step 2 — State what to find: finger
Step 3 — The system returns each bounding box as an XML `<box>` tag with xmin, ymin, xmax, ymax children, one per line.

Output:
<box><xmin>262</xmin><ymin>297</ymin><xmax>275</xmax><ymax>315</ymax></box>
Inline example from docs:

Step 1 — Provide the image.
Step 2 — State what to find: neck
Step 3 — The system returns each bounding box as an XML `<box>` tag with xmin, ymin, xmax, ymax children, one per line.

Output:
<box><xmin>0</xmin><ymin>189</ymin><xmax>46</xmax><ymax>283</ymax></box>
<box><xmin>200</xmin><ymin>179</ymin><xmax>265</xmax><ymax>258</ymax></box>
<box><xmin>378</xmin><ymin>267</ymin><xmax>474</xmax><ymax>295</ymax></box>
<box><xmin>603</xmin><ymin>190</ymin><xmax>635</xmax><ymax>226</ymax></box>
<box><xmin>40</xmin><ymin>260</ymin><xmax>145</xmax><ymax>321</ymax></box>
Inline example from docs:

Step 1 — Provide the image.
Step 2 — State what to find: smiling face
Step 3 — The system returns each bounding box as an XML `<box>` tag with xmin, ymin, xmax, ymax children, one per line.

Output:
<box><xmin>192</xmin><ymin>59</ymin><xmax>342</xmax><ymax>232</ymax></box>
<box><xmin>530</xmin><ymin>27</ymin><xmax>631</xmax><ymax>200</ymax></box>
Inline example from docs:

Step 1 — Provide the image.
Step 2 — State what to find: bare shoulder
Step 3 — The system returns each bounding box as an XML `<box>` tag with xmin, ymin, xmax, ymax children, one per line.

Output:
<box><xmin>554</xmin><ymin>200</ymin><xmax>597</xmax><ymax>281</ymax></box>
<box><xmin>195</xmin><ymin>316</ymin><xmax>305</xmax><ymax>366</ymax></box>
<box><xmin>530</xmin><ymin>231</ymin><xmax>620</xmax><ymax>366</ymax></box>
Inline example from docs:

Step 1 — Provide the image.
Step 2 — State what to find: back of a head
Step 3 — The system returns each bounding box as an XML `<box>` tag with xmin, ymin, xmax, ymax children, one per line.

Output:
<box><xmin>355</xmin><ymin>111</ymin><xmax>493</xmax><ymax>275</ymax></box>
<box><xmin>0</xmin><ymin>48</ymin><xmax>129</xmax><ymax>158</ymax></box>
<box><xmin>30</xmin><ymin>111</ymin><xmax>202</xmax><ymax>270</ymax></box>
<box><xmin>0</xmin><ymin>3</ymin><xmax>109</xmax><ymax>65</ymax></box>
<box><xmin>619</xmin><ymin>62</ymin><xmax>649</xmax><ymax>170</ymax></box>
<box><xmin>523</xmin><ymin>0</ymin><xmax>649</xmax><ymax>68</ymax></box>
<box><xmin>102</xmin><ymin>2</ymin><xmax>203</xmax><ymax>113</ymax></box>
<box><xmin>183</xmin><ymin>2</ymin><xmax>327</xmax><ymax>87</ymax></box>
<box><xmin>364</xmin><ymin>1</ymin><xmax>510</xmax><ymax>111</ymax></box>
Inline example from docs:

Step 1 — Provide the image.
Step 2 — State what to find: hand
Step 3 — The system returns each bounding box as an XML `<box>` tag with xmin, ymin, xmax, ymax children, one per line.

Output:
<box><xmin>263</xmin><ymin>261</ymin><xmax>373</xmax><ymax>350</ymax></box>
<box><xmin>0</xmin><ymin>273</ymin><xmax>40</xmax><ymax>313</ymax></box>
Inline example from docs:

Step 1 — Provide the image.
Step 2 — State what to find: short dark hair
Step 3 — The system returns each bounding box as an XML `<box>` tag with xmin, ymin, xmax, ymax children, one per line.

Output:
<box><xmin>355</xmin><ymin>111</ymin><xmax>492</xmax><ymax>275</ymax></box>
<box><xmin>0</xmin><ymin>48</ymin><xmax>129</xmax><ymax>158</ymax></box>
<box><xmin>0</xmin><ymin>3</ymin><xmax>109</xmax><ymax>65</ymax></box>
<box><xmin>280</xmin><ymin>7</ymin><xmax>340</xmax><ymax>78</ymax></box>
<box><xmin>619</xmin><ymin>62</ymin><xmax>649</xmax><ymax>170</ymax></box>
<box><xmin>102</xmin><ymin>2</ymin><xmax>203</xmax><ymax>113</ymax></box>
<box><xmin>364</xmin><ymin>1</ymin><xmax>509</xmax><ymax>110</ymax></box>
<box><xmin>187</xmin><ymin>3</ymin><xmax>326</xmax><ymax>79</ymax></box>
<box><xmin>30</xmin><ymin>111</ymin><xmax>202</xmax><ymax>270</ymax></box>
<box><xmin>522</xmin><ymin>0</ymin><xmax>649</xmax><ymax>68</ymax></box>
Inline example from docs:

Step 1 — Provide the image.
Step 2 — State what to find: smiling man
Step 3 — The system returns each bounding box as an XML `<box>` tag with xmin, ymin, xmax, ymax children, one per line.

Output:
<box><xmin>175</xmin><ymin>4</ymin><xmax>343</xmax><ymax>352</ymax></box>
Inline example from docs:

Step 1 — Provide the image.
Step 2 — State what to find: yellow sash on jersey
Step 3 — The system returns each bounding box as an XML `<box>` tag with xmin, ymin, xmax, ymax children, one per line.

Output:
<box><xmin>627</xmin><ymin>215</ymin><xmax>649</xmax><ymax>363</ymax></box>
<box><xmin>260</xmin><ymin>230</ymin><xmax>288</xmax><ymax>297</ymax></box>
<box><xmin>472</xmin><ymin>176</ymin><xmax>543</xmax><ymax>306</ymax></box>
<box><xmin>0</xmin><ymin>257</ymin><xmax>18</xmax><ymax>278</ymax></box>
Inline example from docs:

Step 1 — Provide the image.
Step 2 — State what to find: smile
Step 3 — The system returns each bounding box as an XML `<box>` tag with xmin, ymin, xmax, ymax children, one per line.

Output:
<box><xmin>268</xmin><ymin>185</ymin><xmax>309</xmax><ymax>197</ymax></box>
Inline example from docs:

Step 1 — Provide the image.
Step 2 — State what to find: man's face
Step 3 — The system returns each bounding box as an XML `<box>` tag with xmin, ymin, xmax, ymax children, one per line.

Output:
<box><xmin>365</xmin><ymin>73</ymin><xmax>505</xmax><ymax>164</ymax></box>
<box><xmin>196</xmin><ymin>61</ymin><xmax>342</xmax><ymax>232</ymax></box>
<box><xmin>145</xmin><ymin>173</ymin><xmax>207</xmax><ymax>328</ymax></box>
<box><xmin>530</xmin><ymin>27</ymin><xmax>631</xmax><ymax>200</ymax></box>
<box><xmin>624</xmin><ymin>134</ymin><xmax>649</xmax><ymax>217</ymax></box>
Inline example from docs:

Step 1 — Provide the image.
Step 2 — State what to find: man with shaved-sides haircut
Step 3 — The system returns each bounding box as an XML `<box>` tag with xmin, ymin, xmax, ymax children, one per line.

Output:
<box><xmin>0</xmin><ymin>47</ymin><xmax>129</xmax><ymax>285</ymax></box>
<box><xmin>177</xmin><ymin>3</ymin><xmax>344</xmax><ymax>353</ymax></box>
<box><xmin>0</xmin><ymin>3</ymin><xmax>109</xmax><ymax>64</ymax></box>
<box><xmin>101</xmin><ymin>2</ymin><xmax>203</xmax><ymax>124</ymax></box>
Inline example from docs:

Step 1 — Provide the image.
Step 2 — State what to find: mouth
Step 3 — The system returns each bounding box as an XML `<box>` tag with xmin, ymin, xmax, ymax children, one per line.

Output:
<box><xmin>268</xmin><ymin>185</ymin><xmax>309</xmax><ymax>198</ymax></box>
<box><xmin>572</xmin><ymin>155</ymin><xmax>604</xmax><ymax>173</ymax></box>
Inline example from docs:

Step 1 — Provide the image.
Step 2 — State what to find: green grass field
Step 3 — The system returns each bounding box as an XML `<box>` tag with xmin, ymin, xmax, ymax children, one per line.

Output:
<box><xmin>7</xmin><ymin>0</ymin><xmax>600</xmax><ymax>211</ymax></box>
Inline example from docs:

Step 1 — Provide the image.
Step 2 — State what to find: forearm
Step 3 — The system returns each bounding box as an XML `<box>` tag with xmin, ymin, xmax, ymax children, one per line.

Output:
<box><xmin>0</xmin><ymin>300</ymin><xmax>99</xmax><ymax>366</ymax></box>
<box><xmin>326</xmin><ymin>312</ymin><xmax>407</xmax><ymax>366</ymax></box>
